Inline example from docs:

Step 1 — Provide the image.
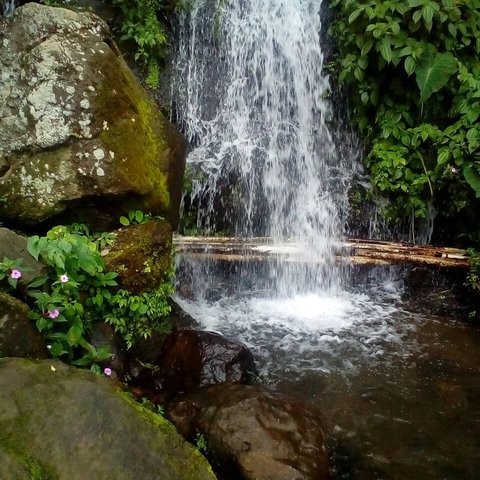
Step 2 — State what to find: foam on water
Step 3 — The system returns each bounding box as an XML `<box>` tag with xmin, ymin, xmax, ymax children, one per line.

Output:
<box><xmin>174</xmin><ymin>273</ymin><xmax>419</xmax><ymax>378</ymax></box>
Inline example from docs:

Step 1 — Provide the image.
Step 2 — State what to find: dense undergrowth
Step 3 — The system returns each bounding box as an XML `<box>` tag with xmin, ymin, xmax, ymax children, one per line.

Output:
<box><xmin>0</xmin><ymin>222</ymin><xmax>173</xmax><ymax>371</ymax></box>
<box><xmin>328</xmin><ymin>0</ymin><xmax>480</xmax><ymax>246</ymax></box>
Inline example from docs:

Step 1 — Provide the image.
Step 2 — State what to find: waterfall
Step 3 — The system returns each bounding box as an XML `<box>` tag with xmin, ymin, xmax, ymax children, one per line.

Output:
<box><xmin>1</xmin><ymin>0</ymin><xmax>16</xmax><ymax>16</ymax></box>
<box><xmin>172</xmin><ymin>0</ymin><xmax>360</xmax><ymax>295</ymax></box>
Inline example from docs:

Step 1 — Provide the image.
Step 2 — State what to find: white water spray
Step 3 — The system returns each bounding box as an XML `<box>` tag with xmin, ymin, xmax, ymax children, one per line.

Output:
<box><xmin>173</xmin><ymin>0</ymin><xmax>359</xmax><ymax>294</ymax></box>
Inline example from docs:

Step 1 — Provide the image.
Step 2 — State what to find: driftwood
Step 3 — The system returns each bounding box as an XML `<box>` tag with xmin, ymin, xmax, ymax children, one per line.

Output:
<box><xmin>174</xmin><ymin>236</ymin><xmax>469</xmax><ymax>268</ymax></box>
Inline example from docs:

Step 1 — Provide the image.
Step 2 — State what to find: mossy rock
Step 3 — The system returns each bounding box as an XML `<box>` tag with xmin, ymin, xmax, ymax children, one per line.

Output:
<box><xmin>0</xmin><ymin>292</ymin><xmax>48</xmax><ymax>359</ymax></box>
<box><xmin>0</xmin><ymin>358</ymin><xmax>216</xmax><ymax>480</ymax></box>
<box><xmin>103</xmin><ymin>219</ymin><xmax>172</xmax><ymax>294</ymax></box>
<box><xmin>0</xmin><ymin>3</ymin><xmax>186</xmax><ymax>230</ymax></box>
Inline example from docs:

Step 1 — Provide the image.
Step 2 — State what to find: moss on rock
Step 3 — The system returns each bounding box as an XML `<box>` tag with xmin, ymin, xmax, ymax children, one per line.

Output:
<box><xmin>103</xmin><ymin>219</ymin><xmax>173</xmax><ymax>294</ymax></box>
<box><xmin>0</xmin><ymin>358</ymin><xmax>216</xmax><ymax>480</ymax></box>
<box><xmin>0</xmin><ymin>3</ymin><xmax>186</xmax><ymax>229</ymax></box>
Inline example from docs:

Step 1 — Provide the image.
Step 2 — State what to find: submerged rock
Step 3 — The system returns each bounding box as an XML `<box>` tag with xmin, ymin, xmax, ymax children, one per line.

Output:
<box><xmin>0</xmin><ymin>292</ymin><xmax>48</xmax><ymax>359</ymax></box>
<box><xmin>0</xmin><ymin>358</ymin><xmax>216</xmax><ymax>480</ymax></box>
<box><xmin>131</xmin><ymin>330</ymin><xmax>257</xmax><ymax>396</ymax></box>
<box><xmin>167</xmin><ymin>384</ymin><xmax>331</xmax><ymax>480</ymax></box>
<box><xmin>0</xmin><ymin>3</ymin><xmax>186</xmax><ymax>229</ymax></box>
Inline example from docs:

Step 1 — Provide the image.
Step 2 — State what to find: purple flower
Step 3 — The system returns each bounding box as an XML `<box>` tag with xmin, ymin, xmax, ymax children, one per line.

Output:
<box><xmin>48</xmin><ymin>309</ymin><xmax>59</xmax><ymax>319</ymax></box>
<box><xmin>60</xmin><ymin>274</ymin><xmax>69</xmax><ymax>283</ymax></box>
<box><xmin>104</xmin><ymin>367</ymin><xmax>112</xmax><ymax>377</ymax></box>
<box><xmin>10</xmin><ymin>269</ymin><xmax>22</xmax><ymax>279</ymax></box>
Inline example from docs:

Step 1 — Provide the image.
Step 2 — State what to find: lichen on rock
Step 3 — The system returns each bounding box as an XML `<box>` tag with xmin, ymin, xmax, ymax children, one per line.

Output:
<box><xmin>0</xmin><ymin>3</ymin><xmax>186</xmax><ymax>229</ymax></box>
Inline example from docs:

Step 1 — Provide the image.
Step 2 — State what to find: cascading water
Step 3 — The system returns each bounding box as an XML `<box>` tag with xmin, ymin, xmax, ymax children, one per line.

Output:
<box><xmin>170</xmin><ymin>3</ymin><xmax>480</xmax><ymax>478</ymax></box>
<box><xmin>0</xmin><ymin>0</ymin><xmax>16</xmax><ymax>16</ymax></box>
<box><xmin>173</xmin><ymin>0</ymin><xmax>359</xmax><ymax>295</ymax></box>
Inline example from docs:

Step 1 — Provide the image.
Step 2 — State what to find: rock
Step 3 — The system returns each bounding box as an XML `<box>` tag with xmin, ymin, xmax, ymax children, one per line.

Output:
<box><xmin>403</xmin><ymin>267</ymin><xmax>470</xmax><ymax>319</ymax></box>
<box><xmin>0</xmin><ymin>227</ymin><xmax>46</xmax><ymax>283</ymax></box>
<box><xmin>131</xmin><ymin>330</ymin><xmax>257</xmax><ymax>396</ymax></box>
<box><xmin>0</xmin><ymin>357</ymin><xmax>216</xmax><ymax>480</ymax></box>
<box><xmin>0</xmin><ymin>3</ymin><xmax>186</xmax><ymax>229</ymax></box>
<box><xmin>0</xmin><ymin>292</ymin><xmax>48</xmax><ymax>359</ymax></box>
<box><xmin>89</xmin><ymin>321</ymin><xmax>125</xmax><ymax>378</ymax></box>
<box><xmin>103</xmin><ymin>219</ymin><xmax>172</xmax><ymax>294</ymax></box>
<box><xmin>167</xmin><ymin>384</ymin><xmax>331</xmax><ymax>480</ymax></box>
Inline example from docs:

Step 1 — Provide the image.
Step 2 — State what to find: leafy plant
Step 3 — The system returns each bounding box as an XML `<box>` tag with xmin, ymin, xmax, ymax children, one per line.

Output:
<box><xmin>110</xmin><ymin>0</ymin><xmax>168</xmax><ymax>88</ymax></box>
<box><xmin>329</xmin><ymin>0</ymin><xmax>480</xmax><ymax>240</ymax></box>
<box><xmin>195</xmin><ymin>432</ymin><xmax>208</xmax><ymax>454</ymax></box>
<box><xmin>0</xmin><ymin>224</ymin><xmax>174</xmax><ymax>368</ymax></box>
<box><xmin>119</xmin><ymin>209</ymin><xmax>152</xmax><ymax>226</ymax></box>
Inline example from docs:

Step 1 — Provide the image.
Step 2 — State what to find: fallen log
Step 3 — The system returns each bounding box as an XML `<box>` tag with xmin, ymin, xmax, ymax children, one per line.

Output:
<box><xmin>174</xmin><ymin>236</ymin><xmax>469</xmax><ymax>268</ymax></box>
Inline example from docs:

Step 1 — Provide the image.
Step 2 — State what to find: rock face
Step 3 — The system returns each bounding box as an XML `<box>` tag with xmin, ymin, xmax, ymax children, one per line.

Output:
<box><xmin>0</xmin><ymin>3</ymin><xmax>186</xmax><ymax>229</ymax></box>
<box><xmin>103</xmin><ymin>219</ymin><xmax>173</xmax><ymax>294</ymax></box>
<box><xmin>132</xmin><ymin>330</ymin><xmax>257</xmax><ymax>396</ymax></box>
<box><xmin>167</xmin><ymin>384</ymin><xmax>331</xmax><ymax>480</ymax></box>
<box><xmin>0</xmin><ymin>227</ymin><xmax>46</xmax><ymax>282</ymax></box>
<box><xmin>0</xmin><ymin>358</ymin><xmax>216</xmax><ymax>480</ymax></box>
<box><xmin>0</xmin><ymin>292</ymin><xmax>48</xmax><ymax>359</ymax></box>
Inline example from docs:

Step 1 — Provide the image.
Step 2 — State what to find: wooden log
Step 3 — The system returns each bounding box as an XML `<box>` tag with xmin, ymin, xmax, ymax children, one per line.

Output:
<box><xmin>173</xmin><ymin>235</ymin><xmax>469</xmax><ymax>268</ymax></box>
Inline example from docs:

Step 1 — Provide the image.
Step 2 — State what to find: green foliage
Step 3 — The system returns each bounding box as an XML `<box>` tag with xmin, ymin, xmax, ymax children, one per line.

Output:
<box><xmin>119</xmin><ymin>209</ymin><xmax>153</xmax><ymax>226</ymax></box>
<box><xmin>466</xmin><ymin>248</ymin><xmax>480</xmax><ymax>292</ymax></box>
<box><xmin>110</xmin><ymin>0</ymin><xmax>168</xmax><ymax>88</ymax></box>
<box><xmin>195</xmin><ymin>432</ymin><xmax>208</xmax><ymax>454</ymax></box>
<box><xmin>0</xmin><ymin>224</ymin><xmax>174</xmax><ymax>368</ymax></box>
<box><xmin>329</xmin><ymin>0</ymin><xmax>480</xmax><ymax>234</ymax></box>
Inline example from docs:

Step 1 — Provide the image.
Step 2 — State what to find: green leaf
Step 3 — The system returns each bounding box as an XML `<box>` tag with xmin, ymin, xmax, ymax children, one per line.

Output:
<box><xmin>404</xmin><ymin>56</ymin><xmax>416</xmax><ymax>76</ymax></box>
<box><xmin>27</xmin><ymin>276</ymin><xmax>49</xmax><ymax>289</ymax></box>
<box><xmin>415</xmin><ymin>52</ymin><xmax>458</xmax><ymax>102</ymax></box>
<box><xmin>135</xmin><ymin>210</ymin><xmax>144</xmax><ymax>223</ymax></box>
<box><xmin>50</xmin><ymin>343</ymin><xmax>67</xmax><ymax>357</ymax></box>
<box><xmin>119</xmin><ymin>216</ymin><xmax>130</xmax><ymax>226</ymax></box>
<box><xmin>422</xmin><ymin>5</ymin><xmax>434</xmax><ymax>26</ymax></box>
<box><xmin>27</xmin><ymin>236</ymin><xmax>41</xmax><ymax>260</ymax></box>
<box><xmin>379</xmin><ymin>39</ymin><xmax>392</xmax><ymax>63</ymax></box>
<box><xmin>67</xmin><ymin>324</ymin><xmax>83</xmax><ymax>346</ymax></box>
<box><xmin>463</xmin><ymin>165</ymin><xmax>480</xmax><ymax>198</ymax></box>
<box><xmin>448</xmin><ymin>23</ymin><xmax>457</xmax><ymax>38</ymax></box>
<box><xmin>437</xmin><ymin>149</ymin><xmax>450</xmax><ymax>165</ymax></box>
<box><xmin>348</xmin><ymin>8</ymin><xmax>362</xmax><ymax>23</ymax></box>
<box><xmin>361</xmin><ymin>41</ymin><xmax>373</xmax><ymax>56</ymax></box>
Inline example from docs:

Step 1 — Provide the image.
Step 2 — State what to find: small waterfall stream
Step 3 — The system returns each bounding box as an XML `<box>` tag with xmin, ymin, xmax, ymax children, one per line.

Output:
<box><xmin>173</xmin><ymin>0</ymin><xmax>360</xmax><ymax>295</ymax></box>
<box><xmin>1</xmin><ymin>0</ymin><xmax>16</xmax><ymax>16</ymax></box>
<box><xmin>171</xmin><ymin>1</ymin><xmax>480</xmax><ymax>478</ymax></box>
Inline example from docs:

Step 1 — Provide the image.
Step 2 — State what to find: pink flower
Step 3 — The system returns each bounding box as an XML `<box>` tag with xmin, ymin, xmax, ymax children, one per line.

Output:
<box><xmin>10</xmin><ymin>269</ymin><xmax>22</xmax><ymax>279</ymax></box>
<box><xmin>60</xmin><ymin>274</ymin><xmax>69</xmax><ymax>283</ymax></box>
<box><xmin>48</xmin><ymin>309</ymin><xmax>59</xmax><ymax>319</ymax></box>
<box><xmin>104</xmin><ymin>367</ymin><xmax>112</xmax><ymax>376</ymax></box>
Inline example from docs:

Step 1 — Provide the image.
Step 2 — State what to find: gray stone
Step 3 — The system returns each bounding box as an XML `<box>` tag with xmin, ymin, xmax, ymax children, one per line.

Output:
<box><xmin>0</xmin><ymin>357</ymin><xmax>216</xmax><ymax>480</ymax></box>
<box><xmin>0</xmin><ymin>227</ymin><xmax>46</xmax><ymax>282</ymax></box>
<box><xmin>0</xmin><ymin>3</ymin><xmax>186</xmax><ymax>229</ymax></box>
<box><xmin>0</xmin><ymin>292</ymin><xmax>48</xmax><ymax>359</ymax></box>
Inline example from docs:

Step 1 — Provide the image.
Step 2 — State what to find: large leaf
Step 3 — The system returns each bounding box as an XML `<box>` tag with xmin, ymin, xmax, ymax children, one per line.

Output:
<box><xmin>463</xmin><ymin>165</ymin><xmax>480</xmax><ymax>198</ymax></box>
<box><xmin>415</xmin><ymin>52</ymin><xmax>457</xmax><ymax>102</ymax></box>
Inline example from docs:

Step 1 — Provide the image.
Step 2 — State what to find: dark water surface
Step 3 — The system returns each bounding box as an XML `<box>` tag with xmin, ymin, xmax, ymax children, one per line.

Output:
<box><xmin>176</xmin><ymin>259</ymin><xmax>480</xmax><ymax>479</ymax></box>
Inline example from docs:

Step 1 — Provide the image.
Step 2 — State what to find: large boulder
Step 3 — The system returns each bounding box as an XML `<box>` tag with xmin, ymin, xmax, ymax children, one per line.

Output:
<box><xmin>131</xmin><ymin>330</ymin><xmax>257</xmax><ymax>396</ymax></box>
<box><xmin>0</xmin><ymin>358</ymin><xmax>216</xmax><ymax>480</ymax></box>
<box><xmin>167</xmin><ymin>384</ymin><xmax>331</xmax><ymax>480</ymax></box>
<box><xmin>0</xmin><ymin>292</ymin><xmax>48</xmax><ymax>359</ymax></box>
<box><xmin>0</xmin><ymin>3</ymin><xmax>186</xmax><ymax>229</ymax></box>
